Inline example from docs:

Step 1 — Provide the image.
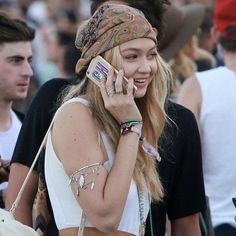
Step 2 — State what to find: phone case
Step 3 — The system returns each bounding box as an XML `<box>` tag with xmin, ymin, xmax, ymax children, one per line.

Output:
<box><xmin>86</xmin><ymin>55</ymin><xmax>137</xmax><ymax>94</ymax></box>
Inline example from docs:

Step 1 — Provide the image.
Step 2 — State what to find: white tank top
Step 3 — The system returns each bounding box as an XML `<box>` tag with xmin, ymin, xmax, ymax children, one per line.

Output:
<box><xmin>196</xmin><ymin>66</ymin><xmax>236</xmax><ymax>227</ymax></box>
<box><xmin>0</xmin><ymin>110</ymin><xmax>21</xmax><ymax>191</ymax></box>
<box><xmin>44</xmin><ymin>97</ymin><xmax>150</xmax><ymax>235</ymax></box>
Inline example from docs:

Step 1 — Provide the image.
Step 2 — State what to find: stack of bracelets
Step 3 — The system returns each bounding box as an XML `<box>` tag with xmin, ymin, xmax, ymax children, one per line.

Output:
<box><xmin>120</xmin><ymin>119</ymin><xmax>143</xmax><ymax>138</ymax></box>
<box><xmin>120</xmin><ymin>119</ymin><xmax>161</xmax><ymax>162</ymax></box>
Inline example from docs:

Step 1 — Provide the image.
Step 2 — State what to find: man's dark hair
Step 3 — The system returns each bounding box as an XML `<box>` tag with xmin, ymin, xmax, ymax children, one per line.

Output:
<box><xmin>218</xmin><ymin>26</ymin><xmax>236</xmax><ymax>52</ymax></box>
<box><xmin>57</xmin><ymin>31</ymin><xmax>75</xmax><ymax>46</ymax></box>
<box><xmin>0</xmin><ymin>11</ymin><xmax>35</xmax><ymax>45</ymax></box>
<box><xmin>90</xmin><ymin>0</ymin><xmax>170</xmax><ymax>40</ymax></box>
<box><xmin>64</xmin><ymin>44</ymin><xmax>81</xmax><ymax>76</ymax></box>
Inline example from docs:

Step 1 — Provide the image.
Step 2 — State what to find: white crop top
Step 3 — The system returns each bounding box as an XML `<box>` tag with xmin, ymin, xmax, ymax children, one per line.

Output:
<box><xmin>44</xmin><ymin>97</ymin><xmax>150</xmax><ymax>236</ymax></box>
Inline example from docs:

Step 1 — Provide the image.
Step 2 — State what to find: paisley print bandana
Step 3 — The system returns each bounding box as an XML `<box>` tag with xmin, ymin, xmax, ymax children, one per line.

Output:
<box><xmin>75</xmin><ymin>4</ymin><xmax>158</xmax><ymax>76</ymax></box>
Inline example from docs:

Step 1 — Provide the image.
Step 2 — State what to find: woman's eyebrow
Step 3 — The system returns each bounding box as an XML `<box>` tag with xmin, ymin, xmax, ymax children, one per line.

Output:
<box><xmin>120</xmin><ymin>45</ymin><xmax>157</xmax><ymax>53</ymax></box>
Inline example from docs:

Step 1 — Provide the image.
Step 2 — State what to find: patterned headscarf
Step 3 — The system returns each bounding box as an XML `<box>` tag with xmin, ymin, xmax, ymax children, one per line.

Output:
<box><xmin>75</xmin><ymin>4</ymin><xmax>157</xmax><ymax>76</ymax></box>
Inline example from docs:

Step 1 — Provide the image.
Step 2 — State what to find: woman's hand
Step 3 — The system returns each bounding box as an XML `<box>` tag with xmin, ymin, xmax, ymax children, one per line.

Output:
<box><xmin>100</xmin><ymin>68</ymin><xmax>142</xmax><ymax>124</ymax></box>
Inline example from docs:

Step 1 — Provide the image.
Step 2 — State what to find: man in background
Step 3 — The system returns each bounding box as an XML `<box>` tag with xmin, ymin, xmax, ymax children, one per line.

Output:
<box><xmin>0</xmin><ymin>11</ymin><xmax>35</xmax><ymax>208</ymax></box>
<box><xmin>178</xmin><ymin>0</ymin><xmax>236</xmax><ymax>235</ymax></box>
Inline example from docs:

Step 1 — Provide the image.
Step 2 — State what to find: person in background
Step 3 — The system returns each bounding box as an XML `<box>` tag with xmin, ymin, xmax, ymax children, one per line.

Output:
<box><xmin>157</xmin><ymin>3</ymin><xmax>206</xmax><ymax>100</ymax></box>
<box><xmin>0</xmin><ymin>11</ymin><xmax>35</xmax><ymax>208</ymax></box>
<box><xmin>177</xmin><ymin>0</ymin><xmax>215</xmax><ymax>6</ymax></box>
<box><xmin>38</xmin><ymin>28</ymin><xmax>77</xmax><ymax>85</ymax></box>
<box><xmin>178</xmin><ymin>0</ymin><xmax>236</xmax><ymax>235</ymax></box>
<box><xmin>6</xmin><ymin>1</ymin><xmax>206</xmax><ymax>236</ymax></box>
<box><xmin>198</xmin><ymin>6</ymin><xmax>216</xmax><ymax>56</ymax></box>
<box><xmin>25</xmin><ymin>0</ymin><xmax>80</xmax><ymax>86</ymax></box>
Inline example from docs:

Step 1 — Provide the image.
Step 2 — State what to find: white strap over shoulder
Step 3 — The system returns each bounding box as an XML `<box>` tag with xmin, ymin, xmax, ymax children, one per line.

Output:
<box><xmin>10</xmin><ymin>97</ymin><xmax>88</xmax><ymax>235</ymax></box>
<box><xmin>63</xmin><ymin>97</ymin><xmax>90</xmax><ymax>107</ymax></box>
<box><xmin>10</xmin><ymin>114</ymin><xmax>56</xmax><ymax>215</ymax></box>
<box><xmin>78</xmin><ymin>212</ymin><xmax>86</xmax><ymax>236</ymax></box>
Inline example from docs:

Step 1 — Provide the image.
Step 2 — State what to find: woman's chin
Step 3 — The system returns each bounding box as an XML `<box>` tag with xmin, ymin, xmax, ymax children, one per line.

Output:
<box><xmin>134</xmin><ymin>89</ymin><xmax>147</xmax><ymax>98</ymax></box>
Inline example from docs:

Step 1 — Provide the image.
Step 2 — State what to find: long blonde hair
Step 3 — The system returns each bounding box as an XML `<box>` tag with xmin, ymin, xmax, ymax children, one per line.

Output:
<box><xmin>62</xmin><ymin>46</ymin><xmax>171</xmax><ymax>201</ymax></box>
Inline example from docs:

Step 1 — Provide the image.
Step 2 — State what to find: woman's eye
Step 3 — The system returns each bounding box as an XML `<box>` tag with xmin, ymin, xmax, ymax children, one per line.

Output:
<box><xmin>148</xmin><ymin>53</ymin><xmax>157</xmax><ymax>59</ymax></box>
<box><xmin>124</xmin><ymin>55</ymin><xmax>137</xmax><ymax>60</ymax></box>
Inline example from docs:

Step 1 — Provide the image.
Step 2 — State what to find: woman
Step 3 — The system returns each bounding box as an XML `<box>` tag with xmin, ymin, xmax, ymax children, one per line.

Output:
<box><xmin>44</xmin><ymin>4</ymin><xmax>171</xmax><ymax>236</ymax></box>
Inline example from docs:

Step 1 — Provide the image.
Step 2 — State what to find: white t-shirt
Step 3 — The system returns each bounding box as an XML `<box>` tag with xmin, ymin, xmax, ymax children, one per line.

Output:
<box><xmin>0</xmin><ymin>110</ymin><xmax>22</xmax><ymax>191</ymax></box>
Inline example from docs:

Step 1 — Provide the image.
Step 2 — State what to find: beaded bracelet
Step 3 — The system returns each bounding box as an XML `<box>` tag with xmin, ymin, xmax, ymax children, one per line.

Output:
<box><xmin>120</xmin><ymin>120</ymin><xmax>143</xmax><ymax>133</ymax></box>
<box><xmin>120</xmin><ymin>119</ymin><xmax>143</xmax><ymax>126</ymax></box>
<box><xmin>120</xmin><ymin>124</ymin><xmax>161</xmax><ymax>162</ymax></box>
<box><xmin>120</xmin><ymin>125</ymin><xmax>142</xmax><ymax>138</ymax></box>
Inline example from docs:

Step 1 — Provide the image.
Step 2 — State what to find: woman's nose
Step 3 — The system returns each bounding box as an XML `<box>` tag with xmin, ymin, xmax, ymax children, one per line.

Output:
<box><xmin>138</xmin><ymin>58</ymin><xmax>152</xmax><ymax>73</ymax></box>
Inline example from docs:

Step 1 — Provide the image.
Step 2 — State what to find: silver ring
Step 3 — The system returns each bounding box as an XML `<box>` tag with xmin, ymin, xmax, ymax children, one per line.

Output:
<box><xmin>115</xmin><ymin>91</ymin><xmax>123</xmax><ymax>94</ymax></box>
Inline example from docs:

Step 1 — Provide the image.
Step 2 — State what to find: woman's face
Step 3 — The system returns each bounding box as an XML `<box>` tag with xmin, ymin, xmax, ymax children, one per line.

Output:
<box><xmin>120</xmin><ymin>38</ymin><xmax>158</xmax><ymax>98</ymax></box>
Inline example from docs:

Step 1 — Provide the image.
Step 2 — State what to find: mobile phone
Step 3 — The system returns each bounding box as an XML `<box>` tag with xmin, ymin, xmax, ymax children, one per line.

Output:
<box><xmin>86</xmin><ymin>55</ymin><xmax>137</xmax><ymax>94</ymax></box>
<box><xmin>233</xmin><ymin>198</ymin><xmax>236</xmax><ymax>208</ymax></box>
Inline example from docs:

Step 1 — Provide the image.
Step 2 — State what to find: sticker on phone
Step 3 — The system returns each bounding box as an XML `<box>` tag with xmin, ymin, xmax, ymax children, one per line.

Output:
<box><xmin>86</xmin><ymin>55</ymin><xmax>137</xmax><ymax>94</ymax></box>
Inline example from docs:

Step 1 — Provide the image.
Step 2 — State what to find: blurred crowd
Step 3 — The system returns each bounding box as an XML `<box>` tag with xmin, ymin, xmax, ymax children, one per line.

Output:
<box><xmin>1</xmin><ymin>1</ymin><xmax>236</xmax><ymax>236</ymax></box>
<box><xmin>0</xmin><ymin>0</ymin><xmax>217</xmax><ymax>113</ymax></box>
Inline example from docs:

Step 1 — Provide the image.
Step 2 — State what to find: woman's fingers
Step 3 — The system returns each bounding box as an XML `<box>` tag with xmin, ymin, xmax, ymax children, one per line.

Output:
<box><xmin>100</xmin><ymin>67</ymin><xmax>135</xmax><ymax>101</ymax></box>
<box><xmin>101</xmin><ymin>69</ymin><xmax>115</xmax><ymax>99</ymax></box>
<box><xmin>126</xmin><ymin>77</ymin><xmax>134</xmax><ymax>96</ymax></box>
<box><xmin>105</xmin><ymin>69</ymin><xmax>115</xmax><ymax>97</ymax></box>
<box><xmin>100</xmin><ymin>76</ymin><xmax>109</xmax><ymax>99</ymax></box>
<box><xmin>114</xmin><ymin>69</ymin><xmax>123</xmax><ymax>94</ymax></box>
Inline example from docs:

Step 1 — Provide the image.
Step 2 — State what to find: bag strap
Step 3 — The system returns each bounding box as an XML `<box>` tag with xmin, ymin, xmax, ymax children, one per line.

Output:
<box><xmin>10</xmin><ymin>99</ymin><xmax>86</xmax><ymax>235</ymax></box>
<box><xmin>148</xmin><ymin>198</ymin><xmax>154</xmax><ymax>236</ymax></box>
<box><xmin>9</xmin><ymin>114</ymin><xmax>57</xmax><ymax>215</ymax></box>
<box><xmin>78</xmin><ymin>212</ymin><xmax>86</xmax><ymax>236</ymax></box>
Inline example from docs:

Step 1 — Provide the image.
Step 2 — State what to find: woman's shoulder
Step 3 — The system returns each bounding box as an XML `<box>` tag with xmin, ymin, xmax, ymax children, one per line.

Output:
<box><xmin>62</xmin><ymin>97</ymin><xmax>90</xmax><ymax>107</ymax></box>
<box><xmin>55</xmin><ymin>97</ymin><xmax>91</xmax><ymax>122</ymax></box>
